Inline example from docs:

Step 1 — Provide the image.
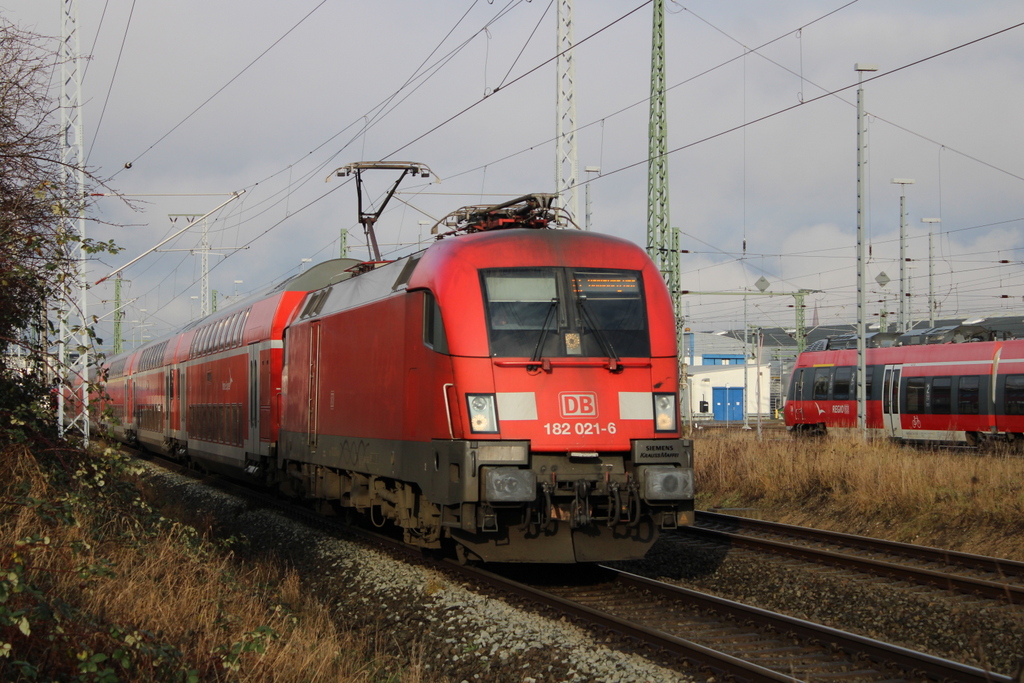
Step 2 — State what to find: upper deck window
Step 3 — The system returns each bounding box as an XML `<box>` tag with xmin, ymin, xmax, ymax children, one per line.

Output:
<box><xmin>481</xmin><ymin>267</ymin><xmax>650</xmax><ymax>358</ymax></box>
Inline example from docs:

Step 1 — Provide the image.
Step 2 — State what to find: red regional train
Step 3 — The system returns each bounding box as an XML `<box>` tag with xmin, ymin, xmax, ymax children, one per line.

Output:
<box><xmin>92</xmin><ymin>194</ymin><xmax>694</xmax><ymax>563</ymax></box>
<box><xmin>784</xmin><ymin>327</ymin><xmax>1024</xmax><ymax>446</ymax></box>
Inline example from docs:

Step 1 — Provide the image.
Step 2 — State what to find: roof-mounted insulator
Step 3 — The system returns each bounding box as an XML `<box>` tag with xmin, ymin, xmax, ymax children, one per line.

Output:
<box><xmin>431</xmin><ymin>193</ymin><xmax>579</xmax><ymax>238</ymax></box>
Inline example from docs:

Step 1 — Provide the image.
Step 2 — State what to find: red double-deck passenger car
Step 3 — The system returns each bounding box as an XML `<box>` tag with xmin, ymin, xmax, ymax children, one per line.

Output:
<box><xmin>94</xmin><ymin>195</ymin><xmax>694</xmax><ymax>563</ymax></box>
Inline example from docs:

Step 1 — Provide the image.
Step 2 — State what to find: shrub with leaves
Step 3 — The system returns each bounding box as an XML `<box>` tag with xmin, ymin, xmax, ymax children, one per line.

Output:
<box><xmin>0</xmin><ymin>440</ymin><xmax>374</xmax><ymax>681</ymax></box>
<box><xmin>0</xmin><ymin>19</ymin><xmax>123</xmax><ymax>451</ymax></box>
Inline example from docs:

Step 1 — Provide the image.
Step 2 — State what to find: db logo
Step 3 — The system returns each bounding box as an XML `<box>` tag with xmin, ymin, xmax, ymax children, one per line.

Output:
<box><xmin>560</xmin><ymin>392</ymin><xmax>598</xmax><ymax>418</ymax></box>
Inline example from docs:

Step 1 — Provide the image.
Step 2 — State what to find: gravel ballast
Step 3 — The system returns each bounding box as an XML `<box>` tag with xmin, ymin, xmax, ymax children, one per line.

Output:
<box><xmin>144</xmin><ymin>464</ymin><xmax>699</xmax><ymax>683</ymax></box>
<box><xmin>616</xmin><ymin>535</ymin><xmax>1024</xmax><ymax>677</ymax></box>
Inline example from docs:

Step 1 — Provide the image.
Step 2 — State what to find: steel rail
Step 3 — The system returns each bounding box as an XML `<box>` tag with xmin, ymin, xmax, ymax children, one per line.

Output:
<box><xmin>441</xmin><ymin>561</ymin><xmax>799</xmax><ymax>683</ymax></box>
<box><xmin>699</xmin><ymin>510</ymin><xmax>1024</xmax><ymax>576</ymax></box>
<box><xmin>692</xmin><ymin>511</ymin><xmax>1024</xmax><ymax>603</ymax></box>
<box><xmin>607</xmin><ymin>568</ymin><xmax>1013</xmax><ymax>683</ymax></box>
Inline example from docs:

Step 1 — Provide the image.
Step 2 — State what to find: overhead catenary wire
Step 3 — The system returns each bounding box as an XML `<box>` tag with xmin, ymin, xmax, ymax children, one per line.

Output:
<box><xmin>111</xmin><ymin>0</ymin><xmax>331</xmax><ymax>178</ymax></box>
<box><xmin>106</xmin><ymin>2</ymin><xmax>653</xmax><ymax>324</ymax></box>
<box><xmin>103</xmin><ymin>6</ymin><xmax>1024</xmax><ymax>333</ymax></box>
<box><xmin>85</xmin><ymin>0</ymin><xmax>136</xmax><ymax>164</ymax></box>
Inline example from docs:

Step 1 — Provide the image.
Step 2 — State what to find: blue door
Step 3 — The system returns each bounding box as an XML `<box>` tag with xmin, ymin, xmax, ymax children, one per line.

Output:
<box><xmin>712</xmin><ymin>387</ymin><xmax>744</xmax><ymax>422</ymax></box>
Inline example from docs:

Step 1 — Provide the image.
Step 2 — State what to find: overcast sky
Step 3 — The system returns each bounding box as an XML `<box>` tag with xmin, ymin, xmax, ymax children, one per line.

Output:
<box><xmin>4</xmin><ymin>0</ymin><xmax>1023</xmax><ymax>349</ymax></box>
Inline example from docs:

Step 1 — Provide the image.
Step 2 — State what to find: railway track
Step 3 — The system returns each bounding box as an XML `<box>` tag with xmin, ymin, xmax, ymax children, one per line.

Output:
<box><xmin>507</xmin><ymin>564</ymin><xmax>1010</xmax><ymax>683</ymax></box>
<box><xmin>142</xmin><ymin>454</ymin><xmax>1013</xmax><ymax>682</ymax></box>
<box><xmin>687</xmin><ymin>511</ymin><xmax>1024</xmax><ymax>604</ymax></box>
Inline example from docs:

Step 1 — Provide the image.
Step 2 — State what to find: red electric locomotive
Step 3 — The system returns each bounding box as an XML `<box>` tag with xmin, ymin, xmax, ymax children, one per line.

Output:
<box><xmin>94</xmin><ymin>193</ymin><xmax>694</xmax><ymax>563</ymax></box>
<box><xmin>784</xmin><ymin>329</ymin><xmax>1024</xmax><ymax>446</ymax></box>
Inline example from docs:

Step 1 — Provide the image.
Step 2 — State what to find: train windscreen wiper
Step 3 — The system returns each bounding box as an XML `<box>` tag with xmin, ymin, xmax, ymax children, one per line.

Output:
<box><xmin>576</xmin><ymin>295</ymin><xmax>621</xmax><ymax>371</ymax></box>
<box><xmin>530</xmin><ymin>298</ymin><xmax>559</xmax><ymax>364</ymax></box>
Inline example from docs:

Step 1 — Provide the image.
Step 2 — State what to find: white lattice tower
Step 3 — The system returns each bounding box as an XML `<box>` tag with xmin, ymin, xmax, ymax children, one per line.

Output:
<box><xmin>555</xmin><ymin>0</ymin><xmax>579</xmax><ymax>223</ymax></box>
<box><xmin>60</xmin><ymin>0</ymin><xmax>90</xmax><ymax>444</ymax></box>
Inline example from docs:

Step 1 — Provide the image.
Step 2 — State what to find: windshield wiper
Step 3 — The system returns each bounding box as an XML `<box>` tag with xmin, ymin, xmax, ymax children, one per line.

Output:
<box><xmin>529</xmin><ymin>298</ymin><xmax>559</xmax><ymax>365</ymax></box>
<box><xmin>577</xmin><ymin>295</ymin><xmax>621</xmax><ymax>371</ymax></box>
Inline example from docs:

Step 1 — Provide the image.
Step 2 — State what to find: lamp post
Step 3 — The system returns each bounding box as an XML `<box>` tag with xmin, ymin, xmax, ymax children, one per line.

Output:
<box><xmin>891</xmin><ymin>178</ymin><xmax>915</xmax><ymax>332</ymax></box>
<box><xmin>584</xmin><ymin>166</ymin><xmax>601</xmax><ymax>230</ymax></box>
<box><xmin>855</xmin><ymin>63</ymin><xmax>878</xmax><ymax>440</ymax></box>
<box><xmin>418</xmin><ymin>220</ymin><xmax>431</xmax><ymax>250</ymax></box>
<box><xmin>921</xmin><ymin>218</ymin><xmax>941</xmax><ymax>326</ymax></box>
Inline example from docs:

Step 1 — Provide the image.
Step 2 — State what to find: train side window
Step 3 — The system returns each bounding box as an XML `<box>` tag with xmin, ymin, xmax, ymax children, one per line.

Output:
<box><xmin>833</xmin><ymin>366</ymin><xmax>852</xmax><ymax>400</ymax></box>
<box><xmin>216</xmin><ymin>319</ymin><xmax>228</xmax><ymax>351</ymax></box>
<box><xmin>931</xmin><ymin>377</ymin><xmax>952</xmax><ymax>414</ymax></box>
<box><xmin>236</xmin><ymin>309</ymin><xmax>250</xmax><ymax>346</ymax></box>
<box><xmin>423</xmin><ymin>291</ymin><xmax>449</xmax><ymax>354</ymax></box>
<box><xmin>905</xmin><ymin>377</ymin><xmax>926</xmax><ymax>413</ymax></box>
<box><xmin>958</xmin><ymin>376</ymin><xmax>980</xmax><ymax>415</ymax></box>
<box><xmin>1005</xmin><ymin>375</ymin><xmax>1024</xmax><ymax>415</ymax></box>
<box><xmin>812</xmin><ymin>367</ymin><xmax>831</xmax><ymax>400</ymax></box>
<box><xmin>233</xmin><ymin>310</ymin><xmax>247</xmax><ymax>346</ymax></box>
<box><xmin>850</xmin><ymin>366</ymin><xmax>872</xmax><ymax>401</ymax></box>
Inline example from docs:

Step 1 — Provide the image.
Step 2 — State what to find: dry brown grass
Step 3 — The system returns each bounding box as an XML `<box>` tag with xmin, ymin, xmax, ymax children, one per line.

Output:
<box><xmin>695</xmin><ymin>431</ymin><xmax>1024</xmax><ymax>560</ymax></box>
<box><xmin>0</xmin><ymin>444</ymin><xmax>431</xmax><ymax>681</ymax></box>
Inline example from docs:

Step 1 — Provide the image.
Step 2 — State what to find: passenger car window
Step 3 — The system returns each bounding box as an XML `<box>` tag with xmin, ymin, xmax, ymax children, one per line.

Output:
<box><xmin>931</xmin><ymin>377</ymin><xmax>951</xmax><ymax>414</ymax></box>
<box><xmin>1005</xmin><ymin>375</ymin><xmax>1024</xmax><ymax>415</ymax></box>
<box><xmin>833</xmin><ymin>366</ymin><xmax>852</xmax><ymax>400</ymax></box>
<box><xmin>958</xmin><ymin>376</ymin><xmax>980</xmax><ymax>415</ymax></box>
<box><xmin>812</xmin><ymin>367</ymin><xmax>831</xmax><ymax>400</ymax></box>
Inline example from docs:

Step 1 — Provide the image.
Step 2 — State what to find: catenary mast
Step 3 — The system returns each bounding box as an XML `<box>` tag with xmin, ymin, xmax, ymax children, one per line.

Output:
<box><xmin>648</xmin><ymin>0</ymin><xmax>680</xmax><ymax>330</ymax></box>
<box><xmin>60</xmin><ymin>0</ymin><xmax>90</xmax><ymax>445</ymax></box>
<box><xmin>555</xmin><ymin>0</ymin><xmax>579</xmax><ymax>221</ymax></box>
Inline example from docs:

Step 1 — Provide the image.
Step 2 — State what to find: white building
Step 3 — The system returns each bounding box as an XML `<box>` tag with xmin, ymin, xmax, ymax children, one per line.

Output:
<box><xmin>685</xmin><ymin>362</ymin><xmax>772</xmax><ymax>424</ymax></box>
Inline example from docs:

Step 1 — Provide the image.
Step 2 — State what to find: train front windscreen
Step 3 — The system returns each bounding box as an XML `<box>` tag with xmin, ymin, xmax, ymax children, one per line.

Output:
<box><xmin>480</xmin><ymin>267</ymin><xmax>649</xmax><ymax>358</ymax></box>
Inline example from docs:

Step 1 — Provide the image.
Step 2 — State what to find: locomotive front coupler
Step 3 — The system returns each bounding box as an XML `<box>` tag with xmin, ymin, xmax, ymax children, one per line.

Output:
<box><xmin>480</xmin><ymin>504</ymin><xmax>498</xmax><ymax>533</ymax></box>
<box><xmin>570</xmin><ymin>479</ymin><xmax>592</xmax><ymax>528</ymax></box>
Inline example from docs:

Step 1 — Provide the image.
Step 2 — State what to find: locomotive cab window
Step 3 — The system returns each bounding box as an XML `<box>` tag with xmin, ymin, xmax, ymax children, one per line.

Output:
<box><xmin>481</xmin><ymin>267</ymin><xmax>649</xmax><ymax>358</ymax></box>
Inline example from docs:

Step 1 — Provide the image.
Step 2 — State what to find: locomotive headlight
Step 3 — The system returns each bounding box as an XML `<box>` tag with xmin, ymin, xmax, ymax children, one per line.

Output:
<box><xmin>642</xmin><ymin>466</ymin><xmax>693</xmax><ymax>501</ymax></box>
<box><xmin>467</xmin><ymin>393</ymin><xmax>499</xmax><ymax>434</ymax></box>
<box><xmin>653</xmin><ymin>393</ymin><xmax>677</xmax><ymax>432</ymax></box>
<box><xmin>483</xmin><ymin>467</ymin><xmax>537</xmax><ymax>502</ymax></box>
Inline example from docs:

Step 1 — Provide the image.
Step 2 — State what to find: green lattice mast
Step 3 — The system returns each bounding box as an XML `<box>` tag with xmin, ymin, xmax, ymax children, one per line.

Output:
<box><xmin>647</xmin><ymin>0</ymin><xmax>680</xmax><ymax>330</ymax></box>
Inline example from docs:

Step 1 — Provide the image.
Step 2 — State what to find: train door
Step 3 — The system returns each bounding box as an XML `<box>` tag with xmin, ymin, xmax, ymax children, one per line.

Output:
<box><xmin>790</xmin><ymin>369</ymin><xmax>806</xmax><ymax>422</ymax></box>
<box><xmin>882</xmin><ymin>364</ymin><xmax>902</xmax><ymax>437</ymax></box>
<box><xmin>247</xmin><ymin>343</ymin><xmax>260</xmax><ymax>455</ymax></box>
<box><xmin>128</xmin><ymin>380</ymin><xmax>135</xmax><ymax>433</ymax></box>
<box><xmin>307</xmin><ymin>321</ymin><xmax>322</xmax><ymax>450</ymax></box>
<box><xmin>165</xmin><ymin>368</ymin><xmax>173</xmax><ymax>437</ymax></box>
<box><xmin>177</xmin><ymin>368</ymin><xmax>185</xmax><ymax>433</ymax></box>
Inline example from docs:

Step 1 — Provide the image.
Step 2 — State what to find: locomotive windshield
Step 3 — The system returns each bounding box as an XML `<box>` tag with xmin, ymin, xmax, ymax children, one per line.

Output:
<box><xmin>481</xmin><ymin>267</ymin><xmax>649</xmax><ymax>358</ymax></box>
